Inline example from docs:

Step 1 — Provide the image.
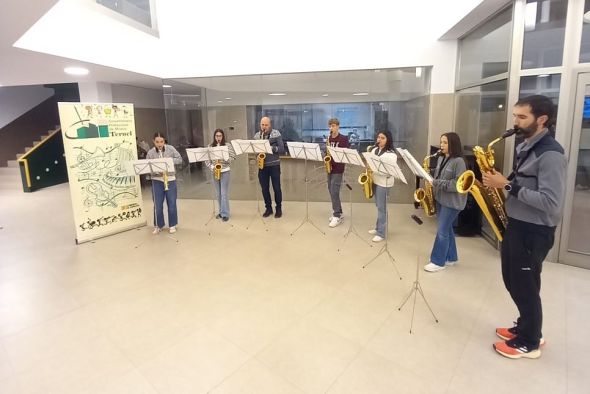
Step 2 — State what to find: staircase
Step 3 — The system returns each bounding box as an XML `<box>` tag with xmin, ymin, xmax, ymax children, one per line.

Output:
<box><xmin>0</xmin><ymin>160</ymin><xmax>21</xmax><ymax>192</ymax></box>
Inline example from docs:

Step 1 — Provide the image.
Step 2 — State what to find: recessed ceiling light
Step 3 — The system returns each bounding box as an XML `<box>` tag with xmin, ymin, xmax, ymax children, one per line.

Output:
<box><xmin>498</xmin><ymin>104</ymin><xmax>504</xmax><ymax>109</ymax></box>
<box><xmin>322</xmin><ymin>94</ymin><xmax>329</xmax><ymax>97</ymax></box>
<box><xmin>224</xmin><ymin>97</ymin><xmax>232</xmax><ymax>100</ymax></box>
<box><xmin>268</xmin><ymin>93</ymin><xmax>286</xmax><ymax>96</ymax></box>
<box><xmin>64</xmin><ymin>67</ymin><xmax>89</xmax><ymax>76</ymax></box>
<box><xmin>162</xmin><ymin>84</ymin><xmax>172</xmax><ymax>88</ymax></box>
<box><xmin>374</xmin><ymin>69</ymin><xmax>381</xmax><ymax>73</ymax></box>
<box><xmin>217</xmin><ymin>100</ymin><xmax>223</xmax><ymax>103</ymax></box>
<box><xmin>538</xmin><ymin>74</ymin><xmax>550</xmax><ymax>78</ymax></box>
<box><xmin>353</xmin><ymin>92</ymin><xmax>368</xmax><ymax>96</ymax></box>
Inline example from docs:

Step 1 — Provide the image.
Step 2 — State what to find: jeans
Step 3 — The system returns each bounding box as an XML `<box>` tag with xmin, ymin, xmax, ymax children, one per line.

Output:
<box><xmin>258</xmin><ymin>165</ymin><xmax>282</xmax><ymax>210</ymax></box>
<box><xmin>501</xmin><ymin>218</ymin><xmax>555</xmax><ymax>349</ymax></box>
<box><xmin>429</xmin><ymin>203</ymin><xmax>460</xmax><ymax>266</ymax></box>
<box><xmin>374</xmin><ymin>184</ymin><xmax>390</xmax><ymax>237</ymax></box>
<box><xmin>213</xmin><ymin>171</ymin><xmax>230</xmax><ymax>218</ymax></box>
<box><xmin>152</xmin><ymin>179</ymin><xmax>178</xmax><ymax>228</ymax></box>
<box><xmin>327</xmin><ymin>172</ymin><xmax>343</xmax><ymax>217</ymax></box>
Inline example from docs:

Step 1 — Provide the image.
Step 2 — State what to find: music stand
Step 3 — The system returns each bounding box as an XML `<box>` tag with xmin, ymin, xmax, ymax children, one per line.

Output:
<box><xmin>125</xmin><ymin>158</ymin><xmax>177</xmax><ymax>242</ymax></box>
<box><xmin>230</xmin><ymin>139</ymin><xmax>273</xmax><ymax>230</ymax></box>
<box><xmin>328</xmin><ymin>147</ymin><xmax>372</xmax><ymax>250</ymax></box>
<box><xmin>361</xmin><ymin>152</ymin><xmax>407</xmax><ymax>279</ymax></box>
<box><xmin>186</xmin><ymin>147</ymin><xmax>229</xmax><ymax>232</ymax></box>
<box><xmin>287</xmin><ymin>142</ymin><xmax>325</xmax><ymax>236</ymax></box>
<box><xmin>398</xmin><ymin>214</ymin><xmax>439</xmax><ymax>333</ymax></box>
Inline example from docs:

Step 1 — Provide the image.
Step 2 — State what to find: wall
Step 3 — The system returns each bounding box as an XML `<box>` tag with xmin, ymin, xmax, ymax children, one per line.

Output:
<box><xmin>0</xmin><ymin>85</ymin><xmax>54</xmax><ymax>129</ymax></box>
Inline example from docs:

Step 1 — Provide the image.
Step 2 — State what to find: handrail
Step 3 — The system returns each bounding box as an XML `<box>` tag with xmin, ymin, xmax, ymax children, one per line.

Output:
<box><xmin>18</xmin><ymin>127</ymin><xmax>66</xmax><ymax>190</ymax></box>
<box><xmin>18</xmin><ymin>127</ymin><xmax>61</xmax><ymax>161</ymax></box>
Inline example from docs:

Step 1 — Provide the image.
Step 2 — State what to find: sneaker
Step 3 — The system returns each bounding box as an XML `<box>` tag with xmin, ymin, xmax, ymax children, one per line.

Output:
<box><xmin>169</xmin><ymin>226</ymin><xmax>177</xmax><ymax>234</ymax></box>
<box><xmin>368</xmin><ymin>229</ymin><xmax>377</xmax><ymax>235</ymax></box>
<box><xmin>215</xmin><ymin>214</ymin><xmax>222</xmax><ymax>219</ymax></box>
<box><xmin>152</xmin><ymin>227</ymin><xmax>161</xmax><ymax>235</ymax></box>
<box><xmin>372</xmin><ymin>235</ymin><xmax>384</xmax><ymax>242</ymax></box>
<box><xmin>329</xmin><ymin>216</ymin><xmax>342</xmax><ymax>228</ymax></box>
<box><xmin>493</xmin><ymin>338</ymin><xmax>541</xmax><ymax>359</ymax></box>
<box><xmin>262</xmin><ymin>208</ymin><xmax>273</xmax><ymax>218</ymax></box>
<box><xmin>424</xmin><ymin>262</ymin><xmax>445</xmax><ymax>272</ymax></box>
<box><xmin>222</xmin><ymin>217</ymin><xmax>229</xmax><ymax>222</ymax></box>
<box><xmin>496</xmin><ymin>323</ymin><xmax>545</xmax><ymax>346</ymax></box>
<box><xmin>446</xmin><ymin>261</ymin><xmax>457</xmax><ymax>266</ymax></box>
<box><xmin>275</xmin><ymin>209</ymin><xmax>282</xmax><ymax>218</ymax></box>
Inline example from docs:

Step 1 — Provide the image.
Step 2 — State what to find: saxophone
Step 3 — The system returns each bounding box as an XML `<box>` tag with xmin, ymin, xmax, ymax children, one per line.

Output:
<box><xmin>163</xmin><ymin>170</ymin><xmax>169</xmax><ymax>191</ymax></box>
<box><xmin>358</xmin><ymin>145</ymin><xmax>374</xmax><ymax>199</ymax></box>
<box><xmin>456</xmin><ymin>128</ymin><xmax>518</xmax><ymax>241</ymax></box>
<box><xmin>214</xmin><ymin>160</ymin><xmax>222</xmax><ymax>181</ymax></box>
<box><xmin>257</xmin><ymin>153</ymin><xmax>266</xmax><ymax>169</ymax></box>
<box><xmin>413</xmin><ymin>150</ymin><xmax>441</xmax><ymax>217</ymax></box>
<box><xmin>324</xmin><ymin>145</ymin><xmax>332</xmax><ymax>174</ymax></box>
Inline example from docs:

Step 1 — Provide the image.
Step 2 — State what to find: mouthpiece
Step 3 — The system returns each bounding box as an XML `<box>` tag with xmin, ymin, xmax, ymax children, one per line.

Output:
<box><xmin>501</xmin><ymin>128</ymin><xmax>519</xmax><ymax>139</ymax></box>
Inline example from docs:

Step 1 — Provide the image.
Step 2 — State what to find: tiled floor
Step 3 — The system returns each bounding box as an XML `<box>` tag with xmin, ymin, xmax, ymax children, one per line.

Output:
<box><xmin>1</xmin><ymin>177</ymin><xmax>589</xmax><ymax>393</ymax></box>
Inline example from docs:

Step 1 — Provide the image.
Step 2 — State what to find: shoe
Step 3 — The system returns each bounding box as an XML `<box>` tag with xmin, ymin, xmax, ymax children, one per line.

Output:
<box><xmin>424</xmin><ymin>262</ymin><xmax>445</xmax><ymax>272</ymax></box>
<box><xmin>372</xmin><ymin>235</ymin><xmax>384</xmax><ymax>242</ymax></box>
<box><xmin>222</xmin><ymin>217</ymin><xmax>229</xmax><ymax>222</ymax></box>
<box><xmin>496</xmin><ymin>323</ymin><xmax>545</xmax><ymax>346</ymax></box>
<box><xmin>275</xmin><ymin>209</ymin><xmax>282</xmax><ymax>218</ymax></box>
<box><xmin>368</xmin><ymin>229</ymin><xmax>377</xmax><ymax>235</ymax></box>
<box><xmin>329</xmin><ymin>216</ymin><xmax>342</xmax><ymax>228</ymax></box>
<box><xmin>152</xmin><ymin>227</ymin><xmax>161</xmax><ymax>235</ymax></box>
<box><xmin>169</xmin><ymin>226</ymin><xmax>177</xmax><ymax>234</ymax></box>
<box><xmin>493</xmin><ymin>338</ymin><xmax>541</xmax><ymax>359</ymax></box>
<box><xmin>215</xmin><ymin>214</ymin><xmax>222</xmax><ymax>219</ymax></box>
<box><xmin>446</xmin><ymin>260</ymin><xmax>457</xmax><ymax>266</ymax></box>
<box><xmin>262</xmin><ymin>209</ymin><xmax>273</xmax><ymax>218</ymax></box>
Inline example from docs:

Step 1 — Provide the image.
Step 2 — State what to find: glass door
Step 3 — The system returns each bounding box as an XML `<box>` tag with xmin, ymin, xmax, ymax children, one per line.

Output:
<box><xmin>558</xmin><ymin>73</ymin><xmax>590</xmax><ymax>269</ymax></box>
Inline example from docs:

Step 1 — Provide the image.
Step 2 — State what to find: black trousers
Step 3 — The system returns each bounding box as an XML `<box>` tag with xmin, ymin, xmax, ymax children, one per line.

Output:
<box><xmin>500</xmin><ymin>217</ymin><xmax>555</xmax><ymax>349</ymax></box>
<box><xmin>258</xmin><ymin>165</ymin><xmax>282</xmax><ymax>210</ymax></box>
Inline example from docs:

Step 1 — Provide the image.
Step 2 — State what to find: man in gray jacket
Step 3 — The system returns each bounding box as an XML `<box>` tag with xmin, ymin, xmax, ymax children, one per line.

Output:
<box><xmin>483</xmin><ymin>95</ymin><xmax>567</xmax><ymax>360</ymax></box>
<box><xmin>254</xmin><ymin>117</ymin><xmax>285</xmax><ymax>218</ymax></box>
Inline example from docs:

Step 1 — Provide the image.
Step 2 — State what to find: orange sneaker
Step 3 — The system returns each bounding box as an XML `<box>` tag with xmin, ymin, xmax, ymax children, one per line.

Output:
<box><xmin>493</xmin><ymin>339</ymin><xmax>541</xmax><ymax>359</ymax></box>
<box><xmin>496</xmin><ymin>325</ymin><xmax>545</xmax><ymax>346</ymax></box>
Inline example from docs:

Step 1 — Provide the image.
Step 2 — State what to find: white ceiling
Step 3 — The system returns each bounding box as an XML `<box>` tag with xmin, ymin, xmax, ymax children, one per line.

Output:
<box><xmin>0</xmin><ymin>0</ymin><xmax>507</xmax><ymax>91</ymax></box>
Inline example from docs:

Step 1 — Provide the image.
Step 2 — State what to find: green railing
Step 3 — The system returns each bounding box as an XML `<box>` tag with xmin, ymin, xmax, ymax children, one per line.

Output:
<box><xmin>18</xmin><ymin>128</ymin><xmax>68</xmax><ymax>192</ymax></box>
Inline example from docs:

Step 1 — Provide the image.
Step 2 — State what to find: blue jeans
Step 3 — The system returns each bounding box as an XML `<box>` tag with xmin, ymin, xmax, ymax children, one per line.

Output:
<box><xmin>430</xmin><ymin>203</ymin><xmax>460</xmax><ymax>266</ymax></box>
<box><xmin>152</xmin><ymin>179</ymin><xmax>178</xmax><ymax>228</ymax></box>
<box><xmin>327</xmin><ymin>172</ymin><xmax>343</xmax><ymax>217</ymax></box>
<box><xmin>258</xmin><ymin>165</ymin><xmax>282</xmax><ymax>210</ymax></box>
<box><xmin>214</xmin><ymin>171</ymin><xmax>230</xmax><ymax>218</ymax></box>
<box><xmin>374</xmin><ymin>184</ymin><xmax>390</xmax><ymax>238</ymax></box>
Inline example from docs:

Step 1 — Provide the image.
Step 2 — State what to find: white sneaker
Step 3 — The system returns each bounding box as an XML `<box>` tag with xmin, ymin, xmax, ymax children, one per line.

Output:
<box><xmin>169</xmin><ymin>226</ymin><xmax>177</xmax><ymax>234</ymax></box>
<box><xmin>424</xmin><ymin>262</ymin><xmax>445</xmax><ymax>272</ymax></box>
<box><xmin>368</xmin><ymin>229</ymin><xmax>377</xmax><ymax>235</ymax></box>
<box><xmin>329</xmin><ymin>216</ymin><xmax>343</xmax><ymax>228</ymax></box>
<box><xmin>372</xmin><ymin>235</ymin><xmax>384</xmax><ymax>242</ymax></box>
<box><xmin>152</xmin><ymin>227</ymin><xmax>161</xmax><ymax>235</ymax></box>
<box><xmin>446</xmin><ymin>261</ymin><xmax>457</xmax><ymax>267</ymax></box>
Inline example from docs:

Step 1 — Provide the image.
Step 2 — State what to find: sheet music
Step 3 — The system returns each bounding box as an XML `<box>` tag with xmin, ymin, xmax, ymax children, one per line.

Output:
<box><xmin>362</xmin><ymin>152</ymin><xmax>407</xmax><ymax>184</ymax></box>
<box><xmin>286</xmin><ymin>142</ymin><xmax>323</xmax><ymax>161</ymax></box>
<box><xmin>230</xmin><ymin>139</ymin><xmax>272</xmax><ymax>155</ymax></box>
<box><xmin>328</xmin><ymin>146</ymin><xmax>365</xmax><ymax>167</ymax></box>
<box><xmin>395</xmin><ymin>148</ymin><xmax>433</xmax><ymax>182</ymax></box>
<box><xmin>186</xmin><ymin>146</ymin><xmax>229</xmax><ymax>163</ymax></box>
<box><xmin>124</xmin><ymin>158</ymin><xmax>174</xmax><ymax>176</ymax></box>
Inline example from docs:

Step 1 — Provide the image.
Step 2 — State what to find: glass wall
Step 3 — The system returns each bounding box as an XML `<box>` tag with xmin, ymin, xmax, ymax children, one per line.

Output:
<box><xmin>96</xmin><ymin>0</ymin><xmax>154</xmax><ymax>27</ymax></box>
<box><xmin>522</xmin><ymin>0</ymin><xmax>568</xmax><ymax>69</ymax></box>
<box><xmin>162</xmin><ymin>68</ymin><xmax>432</xmax><ymax>202</ymax></box>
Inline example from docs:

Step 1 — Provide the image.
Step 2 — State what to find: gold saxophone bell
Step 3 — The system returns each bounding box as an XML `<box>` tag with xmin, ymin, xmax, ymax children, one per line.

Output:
<box><xmin>456</xmin><ymin>129</ymin><xmax>517</xmax><ymax>241</ymax></box>
<box><xmin>257</xmin><ymin>152</ymin><xmax>266</xmax><ymax>169</ymax></box>
<box><xmin>358</xmin><ymin>169</ymin><xmax>373</xmax><ymax>199</ymax></box>
<box><xmin>214</xmin><ymin>160</ymin><xmax>222</xmax><ymax>181</ymax></box>
<box><xmin>324</xmin><ymin>152</ymin><xmax>332</xmax><ymax>174</ymax></box>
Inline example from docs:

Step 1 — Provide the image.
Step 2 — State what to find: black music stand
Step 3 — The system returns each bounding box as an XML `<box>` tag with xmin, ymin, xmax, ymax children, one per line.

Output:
<box><xmin>361</xmin><ymin>152</ymin><xmax>407</xmax><ymax>280</ymax></box>
<box><xmin>328</xmin><ymin>147</ymin><xmax>372</xmax><ymax>251</ymax></box>
<box><xmin>186</xmin><ymin>147</ymin><xmax>229</xmax><ymax>234</ymax></box>
<box><xmin>287</xmin><ymin>142</ymin><xmax>325</xmax><ymax>236</ymax></box>
<box><xmin>230</xmin><ymin>139</ymin><xmax>273</xmax><ymax>231</ymax></box>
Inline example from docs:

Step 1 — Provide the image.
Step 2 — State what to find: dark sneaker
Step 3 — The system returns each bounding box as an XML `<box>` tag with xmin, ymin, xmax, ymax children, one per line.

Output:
<box><xmin>262</xmin><ymin>209</ymin><xmax>273</xmax><ymax>218</ymax></box>
<box><xmin>275</xmin><ymin>209</ymin><xmax>282</xmax><ymax>218</ymax></box>
<box><xmin>215</xmin><ymin>214</ymin><xmax>222</xmax><ymax>219</ymax></box>
<box><xmin>222</xmin><ymin>217</ymin><xmax>229</xmax><ymax>222</ymax></box>
<box><xmin>496</xmin><ymin>323</ymin><xmax>545</xmax><ymax>346</ymax></box>
<box><xmin>493</xmin><ymin>338</ymin><xmax>541</xmax><ymax>359</ymax></box>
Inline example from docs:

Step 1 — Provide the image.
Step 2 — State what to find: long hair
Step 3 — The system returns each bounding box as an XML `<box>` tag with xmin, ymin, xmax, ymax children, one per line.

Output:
<box><xmin>376</xmin><ymin>130</ymin><xmax>393</xmax><ymax>151</ymax></box>
<box><xmin>442</xmin><ymin>132</ymin><xmax>463</xmax><ymax>158</ymax></box>
<box><xmin>210</xmin><ymin>128</ymin><xmax>226</xmax><ymax>147</ymax></box>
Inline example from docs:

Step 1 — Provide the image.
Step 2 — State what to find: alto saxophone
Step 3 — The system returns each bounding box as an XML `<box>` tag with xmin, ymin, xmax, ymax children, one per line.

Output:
<box><xmin>214</xmin><ymin>160</ymin><xmax>222</xmax><ymax>181</ymax></box>
<box><xmin>456</xmin><ymin>129</ymin><xmax>517</xmax><ymax>241</ymax></box>
<box><xmin>163</xmin><ymin>170</ymin><xmax>169</xmax><ymax>191</ymax></box>
<box><xmin>358</xmin><ymin>145</ymin><xmax>374</xmax><ymax>199</ymax></box>
<box><xmin>324</xmin><ymin>145</ymin><xmax>332</xmax><ymax>174</ymax></box>
<box><xmin>414</xmin><ymin>150</ymin><xmax>441</xmax><ymax>217</ymax></box>
<box><xmin>257</xmin><ymin>153</ymin><xmax>265</xmax><ymax>169</ymax></box>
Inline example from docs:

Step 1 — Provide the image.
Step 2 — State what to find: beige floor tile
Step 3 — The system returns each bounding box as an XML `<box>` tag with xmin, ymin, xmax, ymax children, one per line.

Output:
<box><xmin>137</xmin><ymin>326</ymin><xmax>250</xmax><ymax>394</ymax></box>
<box><xmin>79</xmin><ymin>369</ymin><xmax>159</xmax><ymax>394</ymax></box>
<box><xmin>257</xmin><ymin>320</ymin><xmax>362</xmax><ymax>393</ymax></box>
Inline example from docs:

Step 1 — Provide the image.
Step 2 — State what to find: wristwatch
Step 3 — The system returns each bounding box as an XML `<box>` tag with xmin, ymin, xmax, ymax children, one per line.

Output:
<box><xmin>504</xmin><ymin>182</ymin><xmax>512</xmax><ymax>192</ymax></box>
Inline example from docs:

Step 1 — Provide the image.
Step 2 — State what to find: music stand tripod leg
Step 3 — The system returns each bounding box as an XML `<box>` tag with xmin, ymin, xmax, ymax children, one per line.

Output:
<box><xmin>291</xmin><ymin>157</ymin><xmax>325</xmax><ymax>236</ymax></box>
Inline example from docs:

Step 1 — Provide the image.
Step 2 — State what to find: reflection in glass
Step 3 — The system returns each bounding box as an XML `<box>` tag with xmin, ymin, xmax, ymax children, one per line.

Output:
<box><xmin>522</xmin><ymin>0</ymin><xmax>568</xmax><ymax>69</ymax></box>
<box><xmin>96</xmin><ymin>0</ymin><xmax>152</xmax><ymax>27</ymax></box>
<box><xmin>579</xmin><ymin>0</ymin><xmax>590</xmax><ymax>62</ymax></box>
<box><xmin>457</xmin><ymin>7</ymin><xmax>512</xmax><ymax>87</ymax></box>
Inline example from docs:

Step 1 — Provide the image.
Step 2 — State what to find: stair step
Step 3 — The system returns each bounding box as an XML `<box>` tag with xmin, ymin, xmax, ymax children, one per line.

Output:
<box><xmin>24</xmin><ymin>147</ymin><xmax>32</xmax><ymax>152</ymax></box>
<box><xmin>7</xmin><ymin>160</ymin><xmax>19</xmax><ymax>168</ymax></box>
<box><xmin>0</xmin><ymin>167</ymin><xmax>20</xmax><ymax>175</ymax></box>
<box><xmin>16</xmin><ymin>153</ymin><xmax>24</xmax><ymax>159</ymax></box>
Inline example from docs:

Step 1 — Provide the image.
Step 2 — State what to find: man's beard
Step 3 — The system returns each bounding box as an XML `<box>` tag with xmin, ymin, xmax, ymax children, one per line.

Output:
<box><xmin>517</xmin><ymin>122</ymin><xmax>537</xmax><ymax>138</ymax></box>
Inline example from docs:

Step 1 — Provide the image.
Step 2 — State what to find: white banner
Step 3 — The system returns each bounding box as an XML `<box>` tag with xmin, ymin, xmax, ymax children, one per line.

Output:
<box><xmin>58</xmin><ymin>102</ymin><xmax>145</xmax><ymax>243</ymax></box>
